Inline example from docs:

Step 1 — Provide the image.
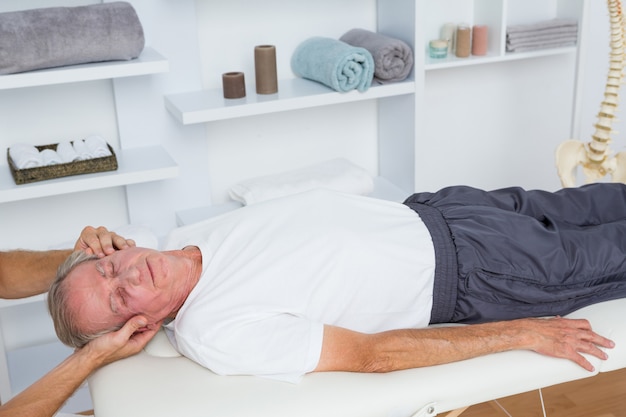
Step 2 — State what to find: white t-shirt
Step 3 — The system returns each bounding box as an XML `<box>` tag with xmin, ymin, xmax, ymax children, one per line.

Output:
<box><xmin>163</xmin><ymin>189</ymin><xmax>435</xmax><ymax>382</ymax></box>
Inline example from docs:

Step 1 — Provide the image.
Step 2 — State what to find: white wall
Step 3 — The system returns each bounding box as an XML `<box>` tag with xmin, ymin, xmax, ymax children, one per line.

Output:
<box><xmin>417</xmin><ymin>52</ymin><xmax>577</xmax><ymax>192</ymax></box>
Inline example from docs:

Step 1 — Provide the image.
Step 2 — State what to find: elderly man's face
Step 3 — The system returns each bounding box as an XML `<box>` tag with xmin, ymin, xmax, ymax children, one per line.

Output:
<box><xmin>64</xmin><ymin>247</ymin><xmax>190</xmax><ymax>335</ymax></box>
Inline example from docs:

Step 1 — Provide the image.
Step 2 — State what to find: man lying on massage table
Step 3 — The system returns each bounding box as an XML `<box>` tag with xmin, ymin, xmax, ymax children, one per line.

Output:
<box><xmin>49</xmin><ymin>183</ymin><xmax>626</xmax><ymax>382</ymax></box>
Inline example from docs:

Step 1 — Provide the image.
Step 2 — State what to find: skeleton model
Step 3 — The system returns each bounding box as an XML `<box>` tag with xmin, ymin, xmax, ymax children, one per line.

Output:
<box><xmin>556</xmin><ymin>0</ymin><xmax>626</xmax><ymax>187</ymax></box>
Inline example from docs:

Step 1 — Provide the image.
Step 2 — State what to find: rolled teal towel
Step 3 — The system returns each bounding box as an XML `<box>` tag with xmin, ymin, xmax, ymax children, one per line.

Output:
<box><xmin>291</xmin><ymin>37</ymin><xmax>374</xmax><ymax>93</ymax></box>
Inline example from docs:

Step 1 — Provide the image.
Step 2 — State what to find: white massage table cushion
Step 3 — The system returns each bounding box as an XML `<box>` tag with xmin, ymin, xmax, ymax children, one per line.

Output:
<box><xmin>89</xmin><ymin>298</ymin><xmax>626</xmax><ymax>417</ymax></box>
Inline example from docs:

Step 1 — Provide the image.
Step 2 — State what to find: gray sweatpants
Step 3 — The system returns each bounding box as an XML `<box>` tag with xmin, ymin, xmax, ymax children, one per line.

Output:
<box><xmin>404</xmin><ymin>183</ymin><xmax>626</xmax><ymax>324</ymax></box>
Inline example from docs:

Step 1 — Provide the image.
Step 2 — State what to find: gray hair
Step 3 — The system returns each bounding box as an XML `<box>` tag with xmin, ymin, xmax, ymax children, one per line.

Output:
<box><xmin>47</xmin><ymin>251</ymin><xmax>122</xmax><ymax>348</ymax></box>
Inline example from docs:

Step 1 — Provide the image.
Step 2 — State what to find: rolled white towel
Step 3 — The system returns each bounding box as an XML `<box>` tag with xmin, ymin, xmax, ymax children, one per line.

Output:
<box><xmin>229</xmin><ymin>158</ymin><xmax>375</xmax><ymax>205</ymax></box>
<box><xmin>72</xmin><ymin>139</ymin><xmax>93</xmax><ymax>160</ymax></box>
<box><xmin>56</xmin><ymin>141</ymin><xmax>79</xmax><ymax>163</ymax></box>
<box><xmin>84</xmin><ymin>135</ymin><xmax>112</xmax><ymax>158</ymax></box>
<box><xmin>41</xmin><ymin>148</ymin><xmax>63</xmax><ymax>166</ymax></box>
<box><xmin>8</xmin><ymin>143</ymin><xmax>43</xmax><ymax>169</ymax></box>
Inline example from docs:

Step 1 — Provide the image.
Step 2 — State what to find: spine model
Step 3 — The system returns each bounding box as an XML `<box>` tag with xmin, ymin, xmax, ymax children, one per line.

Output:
<box><xmin>556</xmin><ymin>0</ymin><xmax>626</xmax><ymax>186</ymax></box>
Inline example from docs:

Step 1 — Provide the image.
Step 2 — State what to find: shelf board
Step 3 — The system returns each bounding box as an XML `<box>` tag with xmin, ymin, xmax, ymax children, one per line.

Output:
<box><xmin>0</xmin><ymin>47</ymin><xmax>169</xmax><ymax>90</ymax></box>
<box><xmin>425</xmin><ymin>46</ymin><xmax>577</xmax><ymax>71</ymax></box>
<box><xmin>0</xmin><ymin>294</ymin><xmax>45</xmax><ymax>309</ymax></box>
<box><xmin>164</xmin><ymin>78</ymin><xmax>416</xmax><ymax>124</ymax></box>
<box><xmin>175</xmin><ymin>176</ymin><xmax>409</xmax><ymax>226</ymax></box>
<box><xmin>0</xmin><ymin>146</ymin><xmax>179</xmax><ymax>203</ymax></box>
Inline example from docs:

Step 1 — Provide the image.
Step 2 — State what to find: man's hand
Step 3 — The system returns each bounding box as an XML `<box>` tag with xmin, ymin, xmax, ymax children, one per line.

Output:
<box><xmin>518</xmin><ymin>316</ymin><xmax>614</xmax><ymax>372</ymax></box>
<box><xmin>316</xmin><ymin>317</ymin><xmax>615</xmax><ymax>374</ymax></box>
<box><xmin>73</xmin><ymin>226</ymin><xmax>135</xmax><ymax>258</ymax></box>
<box><xmin>80</xmin><ymin>316</ymin><xmax>162</xmax><ymax>368</ymax></box>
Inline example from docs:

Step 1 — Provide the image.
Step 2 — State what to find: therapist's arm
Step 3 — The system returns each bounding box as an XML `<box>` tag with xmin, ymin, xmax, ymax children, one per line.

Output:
<box><xmin>315</xmin><ymin>317</ymin><xmax>614</xmax><ymax>374</ymax></box>
<box><xmin>0</xmin><ymin>316</ymin><xmax>158</xmax><ymax>417</ymax></box>
<box><xmin>0</xmin><ymin>226</ymin><xmax>134</xmax><ymax>299</ymax></box>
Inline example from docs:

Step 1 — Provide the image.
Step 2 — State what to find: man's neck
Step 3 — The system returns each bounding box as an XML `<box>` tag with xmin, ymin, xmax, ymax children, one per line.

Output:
<box><xmin>167</xmin><ymin>246</ymin><xmax>203</xmax><ymax>319</ymax></box>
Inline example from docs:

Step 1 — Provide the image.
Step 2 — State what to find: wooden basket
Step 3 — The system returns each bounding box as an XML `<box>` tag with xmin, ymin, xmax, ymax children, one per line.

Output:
<box><xmin>7</xmin><ymin>142</ymin><xmax>118</xmax><ymax>185</ymax></box>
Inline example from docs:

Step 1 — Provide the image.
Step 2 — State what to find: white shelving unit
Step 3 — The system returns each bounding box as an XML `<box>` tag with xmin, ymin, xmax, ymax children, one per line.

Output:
<box><xmin>0</xmin><ymin>48</ymin><xmax>177</xmax><ymax>205</ymax></box>
<box><xmin>425</xmin><ymin>45</ymin><xmax>577</xmax><ymax>71</ymax></box>
<box><xmin>167</xmin><ymin>0</ymin><xmax>419</xmax><ymax>223</ymax></box>
<box><xmin>0</xmin><ymin>45</ymin><xmax>174</xmax><ymax>409</ymax></box>
<box><xmin>0</xmin><ymin>47</ymin><xmax>168</xmax><ymax>90</ymax></box>
<box><xmin>165</xmin><ymin>78</ymin><xmax>415</xmax><ymax>124</ymax></box>
<box><xmin>423</xmin><ymin>0</ymin><xmax>583</xmax><ymax>71</ymax></box>
<box><xmin>0</xmin><ymin>146</ymin><xmax>178</xmax><ymax>203</ymax></box>
<box><xmin>167</xmin><ymin>0</ymin><xmax>586</xmax><ymax>225</ymax></box>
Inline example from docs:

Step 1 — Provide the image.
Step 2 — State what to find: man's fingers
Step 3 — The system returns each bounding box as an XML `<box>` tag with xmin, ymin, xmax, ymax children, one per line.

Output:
<box><xmin>571</xmin><ymin>352</ymin><xmax>595</xmax><ymax>372</ymax></box>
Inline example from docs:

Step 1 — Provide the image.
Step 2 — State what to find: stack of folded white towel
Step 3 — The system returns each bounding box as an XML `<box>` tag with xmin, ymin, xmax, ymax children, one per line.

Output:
<box><xmin>229</xmin><ymin>158</ymin><xmax>375</xmax><ymax>206</ymax></box>
<box><xmin>8</xmin><ymin>135</ymin><xmax>112</xmax><ymax>169</ymax></box>
<box><xmin>506</xmin><ymin>19</ymin><xmax>578</xmax><ymax>53</ymax></box>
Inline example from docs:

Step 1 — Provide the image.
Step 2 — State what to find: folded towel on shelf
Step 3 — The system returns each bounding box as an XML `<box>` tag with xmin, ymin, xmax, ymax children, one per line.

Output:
<box><xmin>85</xmin><ymin>135</ymin><xmax>113</xmax><ymax>158</ymax></box>
<box><xmin>229</xmin><ymin>158</ymin><xmax>375</xmax><ymax>206</ymax></box>
<box><xmin>506</xmin><ymin>30</ymin><xmax>578</xmax><ymax>51</ymax></box>
<box><xmin>8</xmin><ymin>144</ymin><xmax>42</xmax><ymax>169</ymax></box>
<box><xmin>56</xmin><ymin>141</ymin><xmax>79</xmax><ymax>163</ymax></box>
<box><xmin>506</xmin><ymin>18</ymin><xmax>578</xmax><ymax>35</ymax></box>
<box><xmin>40</xmin><ymin>149</ymin><xmax>63</xmax><ymax>166</ymax></box>
<box><xmin>72</xmin><ymin>140</ymin><xmax>93</xmax><ymax>161</ymax></box>
<box><xmin>0</xmin><ymin>1</ymin><xmax>145</xmax><ymax>75</ymax></box>
<box><xmin>506</xmin><ymin>26</ymin><xmax>578</xmax><ymax>42</ymax></box>
<box><xmin>506</xmin><ymin>19</ymin><xmax>578</xmax><ymax>53</ymax></box>
<box><xmin>291</xmin><ymin>37</ymin><xmax>374</xmax><ymax>92</ymax></box>
<box><xmin>339</xmin><ymin>28</ymin><xmax>413</xmax><ymax>83</ymax></box>
<box><xmin>507</xmin><ymin>39</ymin><xmax>578</xmax><ymax>53</ymax></box>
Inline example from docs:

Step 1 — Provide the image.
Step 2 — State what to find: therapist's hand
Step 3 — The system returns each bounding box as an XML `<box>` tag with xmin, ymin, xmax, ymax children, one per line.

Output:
<box><xmin>73</xmin><ymin>226</ymin><xmax>136</xmax><ymax>258</ymax></box>
<box><xmin>79</xmin><ymin>316</ymin><xmax>162</xmax><ymax>368</ymax></box>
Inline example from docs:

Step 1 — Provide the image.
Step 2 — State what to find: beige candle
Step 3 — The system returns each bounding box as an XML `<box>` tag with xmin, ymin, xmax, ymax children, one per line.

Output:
<box><xmin>254</xmin><ymin>45</ymin><xmax>278</xmax><ymax>94</ymax></box>
<box><xmin>455</xmin><ymin>25</ymin><xmax>471</xmax><ymax>58</ymax></box>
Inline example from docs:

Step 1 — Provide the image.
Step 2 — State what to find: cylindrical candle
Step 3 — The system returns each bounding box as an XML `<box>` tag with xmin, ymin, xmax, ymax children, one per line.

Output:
<box><xmin>472</xmin><ymin>25</ymin><xmax>488</xmax><ymax>56</ymax></box>
<box><xmin>455</xmin><ymin>24</ymin><xmax>471</xmax><ymax>58</ymax></box>
<box><xmin>254</xmin><ymin>45</ymin><xmax>278</xmax><ymax>94</ymax></box>
<box><xmin>440</xmin><ymin>23</ymin><xmax>456</xmax><ymax>54</ymax></box>
<box><xmin>222</xmin><ymin>72</ymin><xmax>246</xmax><ymax>99</ymax></box>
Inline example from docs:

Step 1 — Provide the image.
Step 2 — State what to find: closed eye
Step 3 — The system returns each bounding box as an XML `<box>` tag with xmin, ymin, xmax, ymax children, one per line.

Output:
<box><xmin>117</xmin><ymin>288</ymin><xmax>127</xmax><ymax>307</ymax></box>
<box><xmin>109</xmin><ymin>288</ymin><xmax>126</xmax><ymax>314</ymax></box>
<box><xmin>95</xmin><ymin>261</ymin><xmax>105</xmax><ymax>277</ymax></box>
<box><xmin>95</xmin><ymin>260</ymin><xmax>115</xmax><ymax>278</ymax></box>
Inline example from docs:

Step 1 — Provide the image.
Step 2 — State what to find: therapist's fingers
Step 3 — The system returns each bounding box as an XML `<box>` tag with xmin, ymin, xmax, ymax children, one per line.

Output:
<box><xmin>73</xmin><ymin>226</ymin><xmax>135</xmax><ymax>257</ymax></box>
<box><xmin>85</xmin><ymin>316</ymin><xmax>161</xmax><ymax>366</ymax></box>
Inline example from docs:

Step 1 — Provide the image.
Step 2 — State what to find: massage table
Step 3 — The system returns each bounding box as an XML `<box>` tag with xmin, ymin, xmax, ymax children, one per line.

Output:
<box><xmin>88</xmin><ymin>163</ymin><xmax>626</xmax><ymax>416</ymax></box>
<box><xmin>88</xmin><ymin>297</ymin><xmax>626</xmax><ymax>417</ymax></box>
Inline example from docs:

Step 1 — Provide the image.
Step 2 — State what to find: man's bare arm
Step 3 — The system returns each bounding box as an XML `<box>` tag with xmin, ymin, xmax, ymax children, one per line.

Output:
<box><xmin>315</xmin><ymin>317</ymin><xmax>614</xmax><ymax>374</ymax></box>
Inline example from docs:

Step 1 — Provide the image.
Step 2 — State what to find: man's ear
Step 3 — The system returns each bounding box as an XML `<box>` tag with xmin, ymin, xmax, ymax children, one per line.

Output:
<box><xmin>136</xmin><ymin>322</ymin><xmax>162</xmax><ymax>333</ymax></box>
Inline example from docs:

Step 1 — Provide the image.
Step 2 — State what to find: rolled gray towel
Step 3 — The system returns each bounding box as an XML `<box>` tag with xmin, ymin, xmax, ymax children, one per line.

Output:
<box><xmin>0</xmin><ymin>2</ymin><xmax>145</xmax><ymax>75</ymax></box>
<box><xmin>340</xmin><ymin>28</ymin><xmax>413</xmax><ymax>83</ymax></box>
